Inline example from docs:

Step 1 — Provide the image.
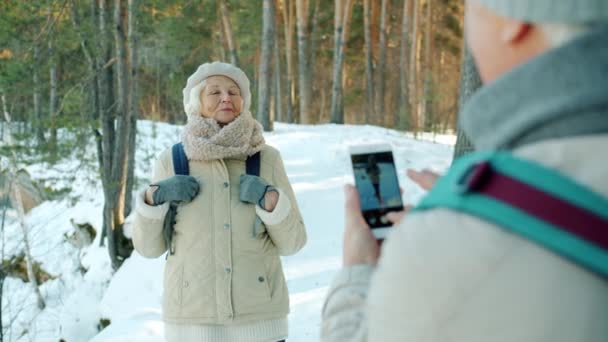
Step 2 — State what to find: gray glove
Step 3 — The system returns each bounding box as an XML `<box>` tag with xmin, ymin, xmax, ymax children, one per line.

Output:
<box><xmin>151</xmin><ymin>175</ymin><xmax>200</xmax><ymax>205</ymax></box>
<box><xmin>239</xmin><ymin>174</ymin><xmax>275</xmax><ymax>208</ymax></box>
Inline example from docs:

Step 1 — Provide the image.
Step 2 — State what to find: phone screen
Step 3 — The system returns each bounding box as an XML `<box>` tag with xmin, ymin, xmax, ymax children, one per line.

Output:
<box><xmin>351</xmin><ymin>151</ymin><xmax>403</xmax><ymax>228</ymax></box>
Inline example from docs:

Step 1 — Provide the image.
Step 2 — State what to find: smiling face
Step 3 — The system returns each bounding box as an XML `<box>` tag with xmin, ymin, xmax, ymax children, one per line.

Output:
<box><xmin>199</xmin><ymin>75</ymin><xmax>243</xmax><ymax>124</ymax></box>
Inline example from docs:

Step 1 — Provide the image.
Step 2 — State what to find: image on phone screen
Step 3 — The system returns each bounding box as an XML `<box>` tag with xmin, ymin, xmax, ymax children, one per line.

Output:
<box><xmin>351</xmin><ymin>151</ymin><xmax>403</xmax><ymax>228</ymax></box>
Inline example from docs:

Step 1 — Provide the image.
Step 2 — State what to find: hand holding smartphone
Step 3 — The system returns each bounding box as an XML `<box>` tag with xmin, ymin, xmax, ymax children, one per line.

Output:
<box><xmin>348</xmin><ymin>144</ymin><xmax>404</xmax><ymax>240</ymax></box>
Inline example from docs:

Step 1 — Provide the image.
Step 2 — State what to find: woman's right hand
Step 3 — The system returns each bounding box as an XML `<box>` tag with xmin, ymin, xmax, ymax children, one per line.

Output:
<box><xmin>148</xmin><ymin>175</ymin><xmax>200</xmax><ymax>205</ymax></box>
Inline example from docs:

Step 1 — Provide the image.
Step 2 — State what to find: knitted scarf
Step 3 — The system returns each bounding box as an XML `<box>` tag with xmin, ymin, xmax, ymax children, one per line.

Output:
<box><xmin>181</xmin><ymin>110</ymin><xmax>265</xmax><ymax>161</ymax></box>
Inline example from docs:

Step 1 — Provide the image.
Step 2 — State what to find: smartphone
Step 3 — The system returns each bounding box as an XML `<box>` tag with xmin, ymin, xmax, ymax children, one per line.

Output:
<box><xmin>349</xmin><ymin>144</ymin><xmax>404</xmax><ymax>239</ymax></box>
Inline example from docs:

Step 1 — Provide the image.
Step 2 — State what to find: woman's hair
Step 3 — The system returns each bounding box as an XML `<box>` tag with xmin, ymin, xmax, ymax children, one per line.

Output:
<box><xmin>540</xmin><ymin>23</ymin><xmax>591</xmax><ymax>47</ymax></box>
<box><xmin>185</xmin><ymin>80</ymin><xmax>207</xmax><ymax>116</ymax></box>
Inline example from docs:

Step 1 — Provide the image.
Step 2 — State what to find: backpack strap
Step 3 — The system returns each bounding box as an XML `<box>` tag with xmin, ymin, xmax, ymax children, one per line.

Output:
<box><xmin>246</xmin><ymin>151</ymin><xmax>261</xmax><ymax>176</ymax></box>
<box><xmin>172</xmin><ymin>143</ymin><xmax>189</xmax><ymax>175</ymax></box>
<box><xmin>246</xmin><ymin>151</ymin><xmax>263</xmax><ymax>237</ymax></box>
<box><xmin>413</xmin><ymin>151</ymin><xmax>608</xmax><ymax>277</ymax></box>
<box><xmin>165</xmin><ymin>147</ymin><xmax>263</xmax><ymax>253</ymax></box>
<box><xmin>164</xmin><ymin>143</ymin><xmax>189</xmax><ymax>257</ymax></box>
<box><xmin>172</xmin><ymin>145</ymin><xmax>259</xmax><ymax>177</ymax></box>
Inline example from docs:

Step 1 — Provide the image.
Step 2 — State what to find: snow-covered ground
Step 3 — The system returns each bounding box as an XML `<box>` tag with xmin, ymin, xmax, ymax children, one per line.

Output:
<box><xmin>2</xmin><ymin>121</ymin><xmax>453</xmax><ymax>341</ymax></box>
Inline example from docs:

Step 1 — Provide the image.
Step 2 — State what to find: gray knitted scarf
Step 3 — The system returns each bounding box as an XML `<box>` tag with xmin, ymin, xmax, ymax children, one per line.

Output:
<box><xmin>461</xmin><ymin>26</ymin><xmax>608</xmax><ymax>151</ymax></box>
<box><xmin>181</xmin><ymin>110</ymin><xmax>265</xmax><ymax>161</ymax></box>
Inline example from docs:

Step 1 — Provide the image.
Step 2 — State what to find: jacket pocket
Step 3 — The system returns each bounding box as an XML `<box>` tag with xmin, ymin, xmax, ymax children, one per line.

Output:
<box><xmin>181</xmin><ymin>264</ymin><xmax>215</xmax><ymax>318</ymax></box>
<box><xmin>233</xmin><ymin>255</ymin><xmax>272</xmax><ymax>314</ymax></box>
<box><xmin>163</xmin><ymin>263</ymin><xmax>183</xmax><ymax>310</ymax></box>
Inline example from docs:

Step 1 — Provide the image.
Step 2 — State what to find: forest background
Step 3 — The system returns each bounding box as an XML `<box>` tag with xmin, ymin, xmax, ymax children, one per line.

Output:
<box><xmin>1</xmin><ymin>0</ymin><xmax>465</xmax><ymax>130</ymax></box>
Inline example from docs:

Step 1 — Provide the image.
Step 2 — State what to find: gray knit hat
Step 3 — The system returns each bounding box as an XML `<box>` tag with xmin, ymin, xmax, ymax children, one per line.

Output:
<box><xmin>475</xmin><ymin>0</ymin><xmax>608</xmax><ymax>24</ymax></box>
<box><xmin>182</xmin><ymin>62</ymin><xmax>251</xmax><ymax>116</ymax></box>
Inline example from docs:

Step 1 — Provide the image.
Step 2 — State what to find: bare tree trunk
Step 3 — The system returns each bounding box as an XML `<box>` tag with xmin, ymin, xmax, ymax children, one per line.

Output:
<box><xmin>155</xmin><ymin>44</ymin><xmax>162</xmax><ymax>120</ymax></box>
<box><xmin>258</xmin><ymin>0</ymin><xmax>275</xmax><ymax>131</ymax></box>
<box><xmin>453</xmin><ymin>42</ymin><xmax>481</xmax><ymax>161</ymax></box>
<box><xmin>218</xmin><ymin>12</ymin><xmax>227</xmax><ymax>62</ymax></box>
<box><xmin>330</xmin><ymin>0</ymin><xmax>353</xmax><ymax>124</ymax></box>
<box><xmin>107</xmin><ymin>0</ymin><xmax>134</xmax><ymax>269</ymax></box>
<box><xmin>454</xmin><ymin>125</ymin><xmax>474</xmax><ymax>159</ymax></box>
<box><xmin>398</xmin><ymin>0</ymin><xmax>411</xmax><ymax>129</ymax></box>
<box><xmin>309</xmin><ymin>0</ymin><xmax>321</xmax><ymax>68</ymax></box>
<box><xmin>273</xmin><ymin>3</ymin><xmax>283</xmax><ymax>123</ymax></box>
<box><xmin>307</xmin><ymin>0</ymin><xmax>321</xmax><ymax>120</ymax></box>
<box><xmin>438</xmin><ymin>49</ymin><xmax>447</xmax><ymax>131</ymax></box>
<box><xmin>282</xmin><ymin>0</ymin><xmax>296</xmax><ymax>123</ymax></box>
<box><xmin>329</xmin><ymin>0</ymin><xmax>343</xmax><ymax>124</ymax></box>
<box><xmin>295</xmin><ymin>0</ymin><xmax>312</xmax><ymax>124</ymax></box>
<box><xmin>49</xmin><ymin>39</ymin><xmax>58</xmax><ymax>151</ymax></box>
<box><xmin>377</xmin><ymin>0</ymin><xmax>388</xmax><ymax>122</ymax></box>
<box><xmin>125</xmin><ymin>0</ymin><xmax>138</xmax><ymax>217</ymax></box>
<box><xmin>422</xmin><ymin>0</ymin><xmax>434</xmax><ymax>132</ymax></box>
<box><xmin>110</xmin><ymin>0</ymin><xmax>129</xmax><ymax>266</ymax></box>
<box><xmin>219</xmin><ymin>0</ymin><xmax>239</xmax><ymax>67</ymax></box>
<box><xmin>1</xmin><ymin>93</ymin><xmax>46</xmax><ymax>310</ymax></box>
<box><xmin>98</xmin><ymin>0</ymin><xmax>114</xmax><ymax>248</ymax></box>
<box><xmin>99</xmin><ymin>0</ymin><xmax>114</xmax><ymax>183</ymax></box>
<box><xmin>89</xmin><ymin>0</ymin><xmax>101</xmax><ymax>125</ymax></box>
<box><xmin>32</xmin><ymin>45</ymin><xmax>45</xmax><ymax>144</ymax></box>
<box><xmin>409</xmin><ymin>0</ymin><xmax>420</xmax><ymax>133</ymax></box>
<box><xmin>363</xmin><ymin>0</ymin><xmax>374</xmax><ymax>124</ymax></box>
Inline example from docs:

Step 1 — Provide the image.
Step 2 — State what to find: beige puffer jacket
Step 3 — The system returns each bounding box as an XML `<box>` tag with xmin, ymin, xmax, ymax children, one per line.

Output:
<box><xmin>132</xmin><ymin>144</ymin><xmax>306</xmax><ymax>325</ymax></box>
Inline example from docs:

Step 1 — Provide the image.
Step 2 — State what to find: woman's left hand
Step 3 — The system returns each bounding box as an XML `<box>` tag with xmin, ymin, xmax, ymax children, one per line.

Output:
<box><xmin>239</xmin><ymin>174</ymin><xmax>279</xmax><ymax>211</ymax></box>
<box><xmin>263</xmin><ymin>189</ymin><xmax>279</xmax><ymax>212</ymax></box>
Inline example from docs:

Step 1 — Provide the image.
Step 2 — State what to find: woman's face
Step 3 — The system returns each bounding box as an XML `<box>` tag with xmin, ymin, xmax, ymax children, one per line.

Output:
<box><xmin>199</xmin><ymin>75</ymin><xmax>243</xmax><ymax>124</ymax></box>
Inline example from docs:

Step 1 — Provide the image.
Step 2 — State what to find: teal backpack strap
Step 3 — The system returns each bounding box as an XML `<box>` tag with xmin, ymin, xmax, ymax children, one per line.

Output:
<box><xmin>413</xmin><ymin>151</ymin><xmax>608</xmax><ymax>277</ymax></box>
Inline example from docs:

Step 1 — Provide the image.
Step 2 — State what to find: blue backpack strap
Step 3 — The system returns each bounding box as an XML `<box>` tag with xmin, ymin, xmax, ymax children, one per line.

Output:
<box><xmin>413</xmin><ymin>151</ymin><xmax>608</xmax><ymax>277</ymax></box>
<box><xmin>246</xmin><ymin>151</ymin><xmax>261</xmax><ymax>176</ymax></box>
<box><xmin>165</xmin><ymin>143</ymin><xmax>189</xmax><ymax>257</ymax></box>
<box><xmin>172</xmin><ymin>143</ymin><xmax>189</xmax><ymax>175</ymax></box>
<box><xmin>246</xmin><ymin>151</ymin><xmax>263</xmax><ymax>237</ymax></box>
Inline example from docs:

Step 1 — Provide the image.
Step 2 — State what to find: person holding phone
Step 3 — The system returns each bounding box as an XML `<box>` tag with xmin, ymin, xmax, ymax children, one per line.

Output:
<box><xmin>321</xmin><ymin>0</ymin><xmax>608</xmax><ymax>341</ymax></box>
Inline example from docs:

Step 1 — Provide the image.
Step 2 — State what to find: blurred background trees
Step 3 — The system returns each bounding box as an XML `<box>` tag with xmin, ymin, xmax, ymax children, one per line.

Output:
<box><xmin>1</xmin><ymin>0</ymin><xmax>464</xmax><ymax>132</ymax></box>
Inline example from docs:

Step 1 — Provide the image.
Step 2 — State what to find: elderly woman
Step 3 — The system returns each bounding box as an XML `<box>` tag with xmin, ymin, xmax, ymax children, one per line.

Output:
<box><xmin>132</xmin><ymin>62</ymin><xmax>307</xmax><ymax>342</ymax></box>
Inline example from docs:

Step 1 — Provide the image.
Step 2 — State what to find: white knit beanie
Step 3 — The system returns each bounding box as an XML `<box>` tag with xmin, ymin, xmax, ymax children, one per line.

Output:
<box><xmin>182</xmin><ymin>62</ymin><xmax>251</xmax><ymax>116</ymax></box>
<box><xmin>475</xmin><ymin>0</ymin><xmax>608</xmax><ymax>23</ymax></box>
